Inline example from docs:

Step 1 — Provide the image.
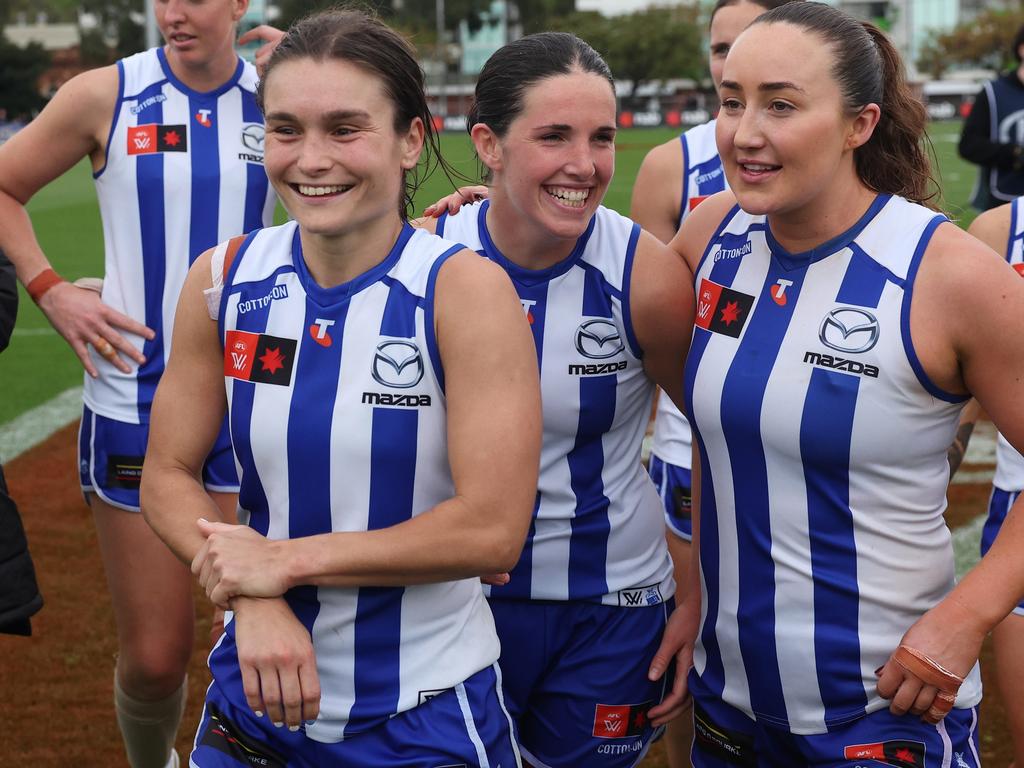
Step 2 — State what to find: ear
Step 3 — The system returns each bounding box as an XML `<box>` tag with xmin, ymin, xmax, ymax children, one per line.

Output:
<box><xmin>846</xmin><ymin>103</ymin><xmax>881</xmax><ymax>151</ymax></box>
<box><xmin>233</xmin><ymin>0</ymin><xmax>250</xmax><ymax>23</ymax></box>
<box><xmin>470</xmin><ymin>122</ymin><xmax>503</xmax><ymax>174</ymax></box>
<box><xmin>399</xmin><ymin>117</ymin><xmax>426</xmax><ymax>171</ymax></box>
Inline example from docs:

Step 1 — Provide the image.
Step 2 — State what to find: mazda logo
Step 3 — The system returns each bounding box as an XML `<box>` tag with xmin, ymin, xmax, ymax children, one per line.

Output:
<box><xmin>241</xmin><ymin>123</ymin><xmax>265</xmax><ymax>152</ymax></box>
<box><xmin>371</xmin><ymin>340</ymin><xmax>423</xmax><ymax>388</ymax></box>
<box><xmin>819</xmin><ymin>307</ymin><xmax>879</xmax><ymax>354</ymax></box>
<box><xmin>574</xmin><ymin>319</ymin><xmax>623</xmax><ymax>359</ymax></box>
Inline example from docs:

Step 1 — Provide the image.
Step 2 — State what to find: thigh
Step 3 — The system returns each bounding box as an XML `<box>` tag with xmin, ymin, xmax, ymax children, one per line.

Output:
<box><xmin>488</xmin><ymin>599</ymin><xmax>555</xmax><ymax>723</ymax></box>
<box><xmin>79</xmin><ymin>405</ymin><xmax>147</xmax><ymax>512</ymax></box>
<box><xmin>518</xmin><ymin>602</ymin><xmax>672</xmax><ymax>768</ymax></box>
<box><xmin>802</xmin><ymin>705</ymin><xmax>981</xmax><ymax>768</ymax></box>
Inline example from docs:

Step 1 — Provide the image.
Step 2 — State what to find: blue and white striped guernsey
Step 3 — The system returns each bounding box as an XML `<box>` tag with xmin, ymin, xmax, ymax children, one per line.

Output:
<box><xmin>86</xmin><ymin>47</ymin><xmax>276</xmax><ymax>424</ymax></box>
<box><xmin>437</xmin><ymin>201</ymin><xmax>674</xmax><ymax>606</ymax></box>
<box><xmin>651</xmin><ymin>120</ymin><xmax>727</xmax><ymax>471</ymax></box>
<box><xmin>993</xmin><ymin>196</ymin><xmax>1024</xmax><ymax>490</ymax></box>
<box><xmin>211</xmin><ymin>221</ymin><xmax>501</xmax><ymax>741</ymax></box>
<box><xmin>685</xmin><ymin>194</ymin><xmax>982</xmax><ymax>734</ymax></box>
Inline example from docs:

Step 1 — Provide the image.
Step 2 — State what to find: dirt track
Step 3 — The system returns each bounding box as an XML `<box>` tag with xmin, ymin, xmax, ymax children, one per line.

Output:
<box><xmin>0</xmin><ymin>422</ymin><xmax>1014</xmax><ymax>766</ymax></box>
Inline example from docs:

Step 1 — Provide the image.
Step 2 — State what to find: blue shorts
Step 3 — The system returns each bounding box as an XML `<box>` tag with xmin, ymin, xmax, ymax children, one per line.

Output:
<box><xmin>981</xmin><ymin>486</ymin><xmax>1024</xmax><ymax>616</ymax></box>
<box><xmin>488</xmin><ymin>598</ymin><xmax>672</xmax><ymax>768</ymax></box>
<box><xmin>690</xmin><ymin>679</ymin><xmax>980</xmax><ymax>768</ymax></box>
<box><xmin>648</xmin><ymin>454</ymin><xmax>692</xmax><ymax>540</ymax></box>
<box><xmin>79</xmin><ymin>404</ymin><xmax>238</xmax><ymax>512</ymax></box>
<box><xmin>189</xmin><ymin>663</ymin><xmax>521</xmax><ymax>768</ymax></box>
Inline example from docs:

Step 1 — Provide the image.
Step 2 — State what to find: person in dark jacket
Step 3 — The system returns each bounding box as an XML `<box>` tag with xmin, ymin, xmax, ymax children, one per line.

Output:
<box><xmin>959</xmin><ymin>24</ymin><xmax>1024</xmax><ymax>211</ymax></box>
<box><xmin>0</xmin><ymin>248</ymin><xmax>43</xmax><ymax>635</ymax></box>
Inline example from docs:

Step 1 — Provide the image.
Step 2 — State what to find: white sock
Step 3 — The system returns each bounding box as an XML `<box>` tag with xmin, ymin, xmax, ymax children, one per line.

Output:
<box><xmin>114</xmin><ymin>673</ymin><xmax>187</xmax><ymax>768</ymax></box>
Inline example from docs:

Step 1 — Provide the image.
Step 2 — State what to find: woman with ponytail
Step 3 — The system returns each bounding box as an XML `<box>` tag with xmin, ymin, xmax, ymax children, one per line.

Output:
<box><xmin>655</xmin><ymin>2</ymin><xmax>1024</xmax><ymax>763</ymax></box>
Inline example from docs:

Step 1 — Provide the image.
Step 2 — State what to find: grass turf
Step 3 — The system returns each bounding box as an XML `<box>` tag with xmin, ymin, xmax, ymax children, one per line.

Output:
<box><xmin>0</xmin><ymin>121</ymin><xmax>979</xmax><ymax>426</ymax></box>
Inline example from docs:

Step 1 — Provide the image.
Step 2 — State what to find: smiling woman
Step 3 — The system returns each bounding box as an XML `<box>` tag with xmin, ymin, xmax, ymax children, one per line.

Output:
<box><xmin>140</xmin><ymin>8</ymin><xmax>542</xmax><ymax>767</ymax></box>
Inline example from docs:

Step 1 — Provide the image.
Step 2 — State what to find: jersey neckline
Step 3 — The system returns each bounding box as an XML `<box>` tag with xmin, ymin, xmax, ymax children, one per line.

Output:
<box><xmin>476</xmin><ymin>199</ymin><xmax>598</xmax><ymax>286</ymax></box>
<box><xmin>765</xmin><ymin>193</ymin><xmax>891</xmax><ymax>272</ymax></box>
<box><xmin>156</xmin><ymin>47</ymin><xmax>245</xmax><ymax>99</ymax></box>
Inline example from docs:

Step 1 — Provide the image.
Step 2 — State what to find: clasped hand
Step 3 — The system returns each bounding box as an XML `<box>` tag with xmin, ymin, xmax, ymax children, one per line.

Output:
<box><xmin>192</xmin><ymin>519</ymin><xmax>290</xmax><ymax>607</ymax></box>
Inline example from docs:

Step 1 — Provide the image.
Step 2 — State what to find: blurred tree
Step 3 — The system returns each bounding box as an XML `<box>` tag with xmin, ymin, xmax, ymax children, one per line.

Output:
<box><xmin>918</xmin><ymin>8</ymin><xmax>1024</xmax><ymax>79</ymax></box>
<box><xmin>0</xmin><ymin>35</ymin><xmax>49</xmax><ymax>119</ymax></box>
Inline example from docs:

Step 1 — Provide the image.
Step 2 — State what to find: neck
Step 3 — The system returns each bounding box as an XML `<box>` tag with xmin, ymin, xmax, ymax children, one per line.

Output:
<box><xmin>163</xmin><ymin>45</ymin><xmax>238</xmax><ymax>92</ymax></box>
<box><xmin>485</xmin><ymin>190</ymin><xmax>583</xmax><ymax>271</ymax></box>
<box><xmin>766</xmin><ymin>172</ymin><xmax>878</xmax><ymax>256</ymax></box>
<box><xmin>299</xmin><ymin>216</ymin><xmax>406</xmax><ymax>289</ymax></box>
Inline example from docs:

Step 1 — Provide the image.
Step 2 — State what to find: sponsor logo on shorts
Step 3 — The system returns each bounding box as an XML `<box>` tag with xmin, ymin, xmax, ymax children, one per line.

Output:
<box><xmin>106</xmin><ymin>455</ymin><xmax>144</xmax><ymax>489</ymax></box>
<box><xmin>224</xmin><ymin>331</ymin><xmax>297</xmax><ymax>387</ymax></box>
<box><xmin>842</xmin><ymin>739</ymin><xmax>925</xmax><ymax>768</ymax></box>
<box><xmin>597</xmin><ymin>741</ymin><xmax>644</xmax><ymax>756</ymax></box>
<box><xmin>693</xmin><ymin>702</ymin><xmax>756</xmax><ymax>766</ymax></box>
<box><xmin>695</xmin><ymin>278</ymin><xmax>754</xmax><ymax>338</ymax></box>
<box><xmin>200</xmin><ymin>704</ymin><xmax>286</xmax><ymax>768</ymax></box>
<box><xmin>592</xmin><ymin>701</ymin><xmax>651</xmax><ymax>739</ymax></box>
<box><xmin>236</xmin><ymin>284</ymin><xmax>288</xmax><ymax>315</ymax></box>
<box><xmin>617</xmin><ymin>583</ymin><xmax>664</xmax><ymax>607</ymax></box>
<box><xmin>417</xmin><ymin>688</ymin><xmax>454</xmax><ymax>706</ymax></box>
<box><xmin>127</xmin><ymin>124</ymin><xmax>187</xmax><ymax>155</ymax></box>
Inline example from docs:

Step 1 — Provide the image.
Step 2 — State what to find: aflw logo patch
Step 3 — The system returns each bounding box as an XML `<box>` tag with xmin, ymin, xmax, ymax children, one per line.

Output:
<box><xmin>695</xmin><ymin>278</ymin><xmax>754</xmax><ymax>338</ymax></box>
<box><xmin>224</xmin><ymin>330</ymin><xmax>297</xmax><ymax>386</ymax></box>
<box><xmin>127</xmin><ymin>124</ymin><xmax>187</xmax><ymax>155</ymax></box>
<box><xmin>592</xmin><ymin>702</ymin><xmax>650</xmax><ymax>739</ymax></box>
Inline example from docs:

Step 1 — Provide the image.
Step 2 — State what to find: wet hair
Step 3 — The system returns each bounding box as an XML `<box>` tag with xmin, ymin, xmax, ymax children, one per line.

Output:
<box><xmin>1012</xmin><ymin>23</ymin><xmax>1024</xmax><ymax>64</ymax></box>
<box><xmin>256</xmin><ymin>7</ymin><xmax>453</xmax><ymax>219</ymax></box>
<box><xmin>710</xmin><ymin>0</ymin><xmax>799</xmax><ymax>26</ymax></box>
<box><xmin>750</xmin><ymin>2</ymin><xmax>939</xmax><ymax>209</ymax></box>
<box><xmin>467</xmin><ymin>31</ymin><xmax>613</xmax><ymax>140</ymax></box>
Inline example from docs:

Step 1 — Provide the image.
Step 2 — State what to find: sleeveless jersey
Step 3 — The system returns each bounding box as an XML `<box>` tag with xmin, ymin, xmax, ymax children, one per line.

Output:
<box><xmin>685</xmin><ymin>194</ymin><xmax>982</xmax><ymax>734</ymax></box>
<box><xmin>650</xmin><ymin>121</ymin><xmax>726</xmax><ymax>468</ymax></box>
<box><xmin>437</xmin><ymin>201</ymin><xmax>674</xmax><ymax>606</ymax></box>
<box><xmin>994</xmin><ymin>196</ymin><xmax>1024</xmax><ymax>490</ymax></box>
<box><xmin>86</xmin><ymin>47</ymin><xmax>276</xmax><ymax>424</ymax></box>
<box><xmin>211</xmin><ymin>221</ymin><xmax>500</xmax><ymax>741</ymax></box>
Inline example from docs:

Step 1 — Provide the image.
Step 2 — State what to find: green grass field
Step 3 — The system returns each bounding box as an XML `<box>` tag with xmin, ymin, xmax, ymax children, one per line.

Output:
<box><xmin>0</xmin><ymin>121</ymin><xmax>978</xmax><ymax>426</ymax></box>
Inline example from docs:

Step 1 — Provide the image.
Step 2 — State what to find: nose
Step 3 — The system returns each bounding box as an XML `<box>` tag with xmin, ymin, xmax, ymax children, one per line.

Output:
<box><xmin>162</xmin><ymin>0</ymin><xmax>186</xmax><ymax>24</ymax></box>
<box><xmin>563</xmin><ymin>138</ymin><xmax>596</xmax><ymax>180</ymax></box>
<box><xmin>295</xmin><ymin>133</ymin><xmax>332</xmax><ymax>176</ymax></box>
<box><xmin>730</xmin><ymin>105</ymin><xmax>765</xmax><ymax>152</ymax></box>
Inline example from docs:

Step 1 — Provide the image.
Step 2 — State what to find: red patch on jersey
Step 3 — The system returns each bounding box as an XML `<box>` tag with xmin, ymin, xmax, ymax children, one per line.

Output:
<box><xmin>843</xmin><ymin>740</ymin><xmax>925</xmax><ymax>768</ymax></box>
<box><xmin>1013</xmin><ymin>263</ymin><xmax>1024</xmax><ymax>277</ymax></box>
<box><xmin>592</xmin><ymin>702</ymin><xmax>650</xmax><ymax>739</ymax></box>
<box><xmin>689</xmin><ymin>195</ymin><xmax>709</xmax><ymax>211</ymax></box>
<box><xmin>225</xmin><ymin>331</ymin><xmax>296</xmax><ymax>386</ymax></box>
<box><xmin>694</xmin><ymin>278</ymin><xmax>754</xmax><ymax>338</ymax></box>
<box><xmin>127</xmin><ymin>124</ymin><xmax>188</xmax><ymax>155</ymax></box>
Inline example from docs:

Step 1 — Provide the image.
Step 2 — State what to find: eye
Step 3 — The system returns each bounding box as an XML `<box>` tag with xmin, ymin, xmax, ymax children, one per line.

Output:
<box><xmin>269</xmin><ymin>125</ymin><xmax>298</xmax><ymax>136</ymax></box>
<box><xmin>541</xmin><ymin>133</ymin><xmax>565</xmax><ymax>142</ymax></box>
<box><xmin>720</xmin><ymin>97</ymin><xmax>743</xmax><ymax>112</ymax></box>
<box><xmin>594</xmin><ymin>132</ymin><xmax>615</xmax><ymax>144</ymax></box>
<box><xmin>768</xmin><ymin>100</ymin><xmax>794</xmax><ymax>114</ymax></box>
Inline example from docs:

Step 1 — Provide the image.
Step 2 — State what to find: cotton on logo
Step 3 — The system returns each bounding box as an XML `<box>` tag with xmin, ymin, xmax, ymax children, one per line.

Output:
<box><xmin>771</xmin><ymin>279</ymin><xmax>794</xmax><ymax>306</ymax></box>
<box><xmin>309</xmin><ymin>318</ymin><xmax>335</xmax><ymax>347</ymax></box>
<box><xmin>195</xmin><ymin>109</ymin><xmax>212</xmax><ymax>127</ymax></box>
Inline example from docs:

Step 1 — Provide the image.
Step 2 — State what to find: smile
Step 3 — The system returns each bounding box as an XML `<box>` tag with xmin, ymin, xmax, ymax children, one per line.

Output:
<box><xmin>740</xmin><ymin>163</ymin><xmax>781</xmax><ymax>173</ymax></box>
<box><xmin>295</xmin><ymin>184</ymin><xmax>353</xmax><ymax>197</ymax></box>
<box><xmin>544</xmin><ymin>186</ymin><xmax>590</xmax><ymax>208</ymax></box>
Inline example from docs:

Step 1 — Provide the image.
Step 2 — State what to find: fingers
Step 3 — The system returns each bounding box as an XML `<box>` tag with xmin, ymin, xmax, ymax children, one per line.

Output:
<box><xmin>480</xmin><ymin>573</ymin><xmax>510</xmax><ymax>586</ymax></box>
<box><xmin>648</xmin><ymin>632</ymin><xmax>680</xmax><ymax>681</ymax></box>
<box><xmin>298</xmin><ymin>660</ymin><xmax>322</xmax><ymax>724</ymax></box>
<box><xmin>924</xmin><ymin>691</ymin><xmax>957</xmax><ymax>724</ymax></box>
<box><xmin>240</xmin><ymin>655</ymin><xmax>265</xmax><ymax>718</ymax></box>
<box><xmin>237</xmin><ymin>24</ymin><xmax>284</xmax><ymax>46</ymax></box>
<box><xmin>647</xmin><ymin>666</ymin><xmax>690</xmax><ymax>726</ymax></box>
<box><xmin>103</xmin><ymin>306</ymin><xmax>155</xmax><ymax>343</ymax></box>
<box><xmin>909</xmin><ymin>683</ymin><xmax>939</xmax><ymax>717</ymax></box>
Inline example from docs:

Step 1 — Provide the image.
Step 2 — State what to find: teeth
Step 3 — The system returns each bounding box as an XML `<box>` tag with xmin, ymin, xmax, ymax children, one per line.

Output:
<box><xmin>546</xmin><ymin>187</ymin><xmax>589</xmax><ymax>207</ymax></box>
<box><xmin>298</xmin><ymin>184</ymin><xmax>349</xmax><ymax>197</ymax></box>
<box><xmin>743</xmin><ymin>164</ymin><xmax>777</xmax><ymax>171</ymax></box>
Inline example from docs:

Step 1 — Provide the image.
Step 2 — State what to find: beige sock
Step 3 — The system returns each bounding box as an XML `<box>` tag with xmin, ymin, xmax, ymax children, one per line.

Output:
<box><xmin>113</xmin><ymin>673</ymin><xmax>187</xmax><ymax>768</ymax></box>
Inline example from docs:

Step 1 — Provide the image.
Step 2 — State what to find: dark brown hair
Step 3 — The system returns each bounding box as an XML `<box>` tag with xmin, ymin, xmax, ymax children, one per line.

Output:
<box><xmin>257</xmin><ymin>7</ymin><xmax>452</xmax><ymax>218</ymax></box>
<box><xmin>751</xmin><ymin>2</ymin><xmax>939</xmax><ymax>209</ymax></box>
<box><xmin>710</xmin><ymin>0</ymin><xmax>799</xmax><ymax>25</ymax></box>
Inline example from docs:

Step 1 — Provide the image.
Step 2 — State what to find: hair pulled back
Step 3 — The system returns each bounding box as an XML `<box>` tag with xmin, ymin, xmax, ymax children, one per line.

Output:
<box><xmin>710</xmin><ymin>0</ymin><xmax>799</xmax><ymax>25</ymax></box>
<box><xmin>751</xmin><ymin>2</ymin><xmax>939</xmax><ymax>209</ymax></box>
<box><xmin>257</xmin><ymin>7</ymin><xmax>449</xmax><ymax>219</ymax></box>
<box><xmin>467</xmin><ymin>32</ymin><xmax>613</xmax><ymax>140</ymax></box>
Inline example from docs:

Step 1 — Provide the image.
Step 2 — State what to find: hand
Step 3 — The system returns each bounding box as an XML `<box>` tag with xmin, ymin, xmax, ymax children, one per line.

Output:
<box><xmin>480</xmin><ymin>573</ymin><xmax>510</xmax><ymax>586</ymax></box>
<box><xmin>37</xmin><ymin>280</ymin><xmax>154</xmax><ymax>377</ymax></box>
<box><xmin>232</xmin><ymin>596</ymin><xmax>321</xmax><ymax>729</ymax></box>
<box><xmin>238</xmin><ymin>25</ymin><xmax>285</xmax><ymax>77</ymax></box>
<box><xmin>876</xmin><ymin>601</ymin><xmax>983</xmax><ymax>723</ymax></box>
<box><xmin>422</xmin><ymin>185</ymin><xmax>489</xmax><ymax>218</ymax></box>
<box><xmin>646</xmin><ymin>598</ymin><xmax>699</xmax><ymax>726</ymax></box>
<box><xmin>193</xmin><ymin>519</ymin><xmax>291</xmax><ymax>607</ymax></box>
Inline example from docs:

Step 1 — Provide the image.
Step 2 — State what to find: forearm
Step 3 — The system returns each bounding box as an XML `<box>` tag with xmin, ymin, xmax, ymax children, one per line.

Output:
<box><xmin>283</xmin><ymin>494</ymin><xmax>527</xmax><ymax>590</ymax></box>
<box><xmin>0</xmin><ymin>192</ymin><xmax>53</xmax><ymax>285</ymax></box>
<box><xmin>141</xmin><ymin>463</ymin><xmax>226</xmax><ymax>564</ymax></box>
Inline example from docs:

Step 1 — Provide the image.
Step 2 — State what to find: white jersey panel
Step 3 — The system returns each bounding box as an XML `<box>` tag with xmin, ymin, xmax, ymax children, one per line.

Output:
<box><xmin>686</xmin><ymin>195</ymin><xmax>981</xmax><ymax>734</ymax></box>
<box><xmin>88</xmin><ymin>47</ymin><xmax>275</xmax><ymax>423</ymax></box>
<box><xmin>994</xmin><ymin>196</ymin><xmax>1024</xmax><ymax>490</ymax></box>
<box><xmin>438</xmin><ymin>202</ymin><xmax>674</xmax><ymax>606</ymax></box>
<box><xmin>215</xmin><ymin>221</ymin><xmax>499</xmax><ymax>741</ymax></box>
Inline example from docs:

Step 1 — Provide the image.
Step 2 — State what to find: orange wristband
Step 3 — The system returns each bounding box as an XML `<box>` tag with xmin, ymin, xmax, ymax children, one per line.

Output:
<box><xmin>26</xmin><ymin>268</ymin><xmax>64</xmax><ymax>303</ymax></box>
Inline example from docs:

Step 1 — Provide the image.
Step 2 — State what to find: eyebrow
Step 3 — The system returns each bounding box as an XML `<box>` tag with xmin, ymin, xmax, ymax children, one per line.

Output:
<box><xmin>265</xmin><ymin>109</ymin><xmax>373</xmax><ymax>122</ymax></box>
<box><xmin>719</xmin><ymin>79</ymin><xmax>807</xmax><ymax>94</ymax></box>
<box><xmin>534</xmin><ymin>123</ymin><xmax>617</xmax><ymax>133</ymax></box>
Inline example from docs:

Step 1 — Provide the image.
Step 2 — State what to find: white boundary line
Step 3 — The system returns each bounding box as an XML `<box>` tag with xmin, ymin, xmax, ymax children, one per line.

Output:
<box><xmin>0</xmin><ymin>386</ymin><xmax>82</xmax><ymax>464</ymax></box>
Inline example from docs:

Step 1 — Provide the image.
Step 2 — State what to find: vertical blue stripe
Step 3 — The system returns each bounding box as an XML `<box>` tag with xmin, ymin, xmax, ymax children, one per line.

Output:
<box><xmin>801</xmin><ymin>367</ymin><xmax>865</xmax><ymax>721</ymax></box>
<box><xmin>135</xmin><ymin>98</ymin><xmax>166</xmax><ymax>416</ymax></box>
<box><xmin>719</xmin><ymin>260</ymin><xmax>807</xmax><ymax>727</ymax></box>
<box><xmin>347</xmin><ymin>408</ymin><xmax>418</xmax><ymax>734</ymax></box>
<box><xmin>423</xmin><ymin>245</ymin><xmax>463</xmax><ymax>395</ymax></box>
<box><xmin>836</xmin><ymin>244</ymin><xmax>888</xmax><ymax>306</ymax></box>
<box><xmin>491</xmin><ymin>279</ymin><xmax>550</xmax><ymax>600</ymax></box>
<box><xmin>566</xmin><ymin>266</ymin><xmax>617</xmax><ymax>600</ymax></box>
<box><xmin>240</xmin><ymin>90</ymin><xmax>271</xmax><ymax>232</ymax></box>
<box><xmin>677</xmin><ymin>133</ymin><xmax>689</xmax><ymax>230</ymax></box>
<box><xmin>188</xmin><ymin>96</ymin><xmax>220</xmax><ymax>263</ymax></box>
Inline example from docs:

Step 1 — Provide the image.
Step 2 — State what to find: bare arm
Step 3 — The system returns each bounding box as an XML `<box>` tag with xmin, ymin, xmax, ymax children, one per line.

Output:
<box><xmin>194</xmin><ymin>250</ymin><xmax>542</xmax><ymax>604</ymax></box>
<box><xmin>0</xmin><ymin>66</ymin><xmax>153</xmax><ymax>375</ymax></box>
<box><xmin>630</xmin><ymin>138</ymin><xmax>685</xmax><ymax>246</ymax></box>
<box><xmin>630</xmin><ymin>230</ymin><xmax>695</xmax><ymax>411</ymax></box>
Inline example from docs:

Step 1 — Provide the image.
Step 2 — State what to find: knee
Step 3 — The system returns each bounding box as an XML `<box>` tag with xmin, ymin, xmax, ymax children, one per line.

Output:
<box><xmin>117</xmin><ymin>641</ymin><xmax>191</xmax><ymax>700</ymax></box>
